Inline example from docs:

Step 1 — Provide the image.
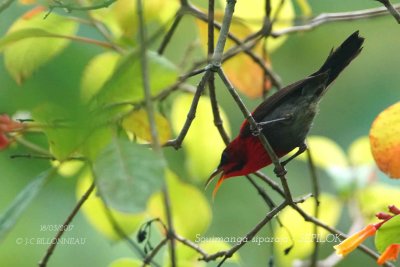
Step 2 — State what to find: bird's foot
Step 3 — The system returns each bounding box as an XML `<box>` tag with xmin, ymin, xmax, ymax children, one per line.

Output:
<box><xmin>250</xmin><ymin>124</ymin><xmax>262</xmax><ymax>136</ymax></box>
<box><xmin>274</xmin><ymin>164</ymin><xmax>287</xmax><ymax>177</ymax></box>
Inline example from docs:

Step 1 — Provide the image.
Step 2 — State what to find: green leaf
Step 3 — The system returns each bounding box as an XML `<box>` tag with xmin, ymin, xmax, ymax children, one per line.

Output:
<box><xmin>93</xmin><ymin>137</ymin><xmax>165</xmax><ymax>213</ymax></box>
<box><xmin>375</xmin><ymin>215</ymin><xmax>400</xmax><ymax>252</ymax></box>
<box><xmin>2</xmin><ymin>8</ymin><xmax>78</xmax><ymax>84</ymax></box>
<box><xmin>32</xmin><ymin>103</ymin><xmax>84</xmax><ymax>160</ymax></box>
<box><xmin>148</xmin><ymin>170</ymin><xmax>211</xmax><ymax>240</ymax></box>
<box><xmin>95</xmin><ymin>50</ymin><xmax>178</xmax><ymax>106</ymax></box>
<box><xmin>0</xmin><ymin>169</ymin><xmax>54</xmax><ymax>241</ymax></box>
<box><xmin>77</xmin><ymin>170</ymin><xmax>145</xmax><ymax>240</ymax></box>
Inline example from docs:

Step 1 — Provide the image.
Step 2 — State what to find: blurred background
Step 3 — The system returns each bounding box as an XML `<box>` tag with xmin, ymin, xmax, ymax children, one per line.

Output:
<box><xmin>1</xmin><ymin>0</ymin><xmax>400</xmax><ymax>266</ymax></box>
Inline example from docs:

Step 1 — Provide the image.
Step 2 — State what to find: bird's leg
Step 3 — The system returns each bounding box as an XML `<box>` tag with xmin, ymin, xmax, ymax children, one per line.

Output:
<box><xmin>251</xmin><ymin>114</ymin><xmax>293</xmax><ymax>137</ymax></box>
<box><xmin>281</xmin><ymin>142</ymin><xmax>308</xmax><ymax>167</ymax></box>
<box><xmin>273</xmin><ymin>142</ymin><xmax>307</xmax><ymax>176</ymax></box>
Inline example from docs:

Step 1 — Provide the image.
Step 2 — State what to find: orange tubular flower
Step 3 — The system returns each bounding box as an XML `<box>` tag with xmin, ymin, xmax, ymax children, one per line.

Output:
<box><xmin>334</xmin><ymin>224</ymin><xmax>377</xmax><ymax>256</ymax></box>
<box><xmin>377</xmin><ymin>244</ymin><xmax>400</xmax><ymax>265</ymax></box>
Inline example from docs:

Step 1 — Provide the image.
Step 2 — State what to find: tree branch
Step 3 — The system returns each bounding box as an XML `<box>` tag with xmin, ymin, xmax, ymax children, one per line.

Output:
<box><xmin>201</xmin><ymin>201</ymin><xmax>288</xmax><ymax>264</ymax></box>
<box><xmin>38</xmin><ymin>182</ymin><xmax>95</xmax><ymax>267</ymax></box>
<box><xmin>376</xmin><ymin>0</ymin><xmax>400</xmax><ymax>23</ymax></box>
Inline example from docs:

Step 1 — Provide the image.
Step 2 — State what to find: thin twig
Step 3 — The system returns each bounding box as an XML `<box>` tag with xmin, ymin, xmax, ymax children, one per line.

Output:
<box><xmin>174</xmin><ymin>234</ymin><xmax>209</xmax><ymax>258</ymax></box>
<box><xmin>164</xmin><ymin>70</ymin><xmax>211</xmax><ymax>149</ymax></box>
<box><xmin>38</xmin><ymin>182</ymin><xmax>95</xmax><ymax>267</ymax></box>
<box><xmin>137</xmin><ymin>1</ymin><xmax>175</xmax><ymax>266</ymax></box>
<box><xmin>207</xmin><ymin>0</ymin><xmax>231</xmax><ymax>145</ymax></box>
<box><xmin>254</xmin><ymin>171</ymin><xmax>285</xmax><ymax>198</ymax></box>
<box><xmin>141</xmin><ymin>238</ymin><xmax>168</xmax><ymax>267</ymax></box>
<box><xmin>158</xmin><ymin>12</ymin><xmax>183</xmax><ymax>55</ymax></box>
<box><xmin>162</xmin><ymin>187</ymin><xmax>176</xmax><ymax>267</ymax></box>
<box><xmin>376</xmin><ymin>0</ymin><xmax>400</xmax><ymax>23</ymax></box>
<box><xmin>201</xmin><ymin>201</ymin><xmax>288</xmax><ymax>264</ymax></box>
<box><xmin>306</xmin><ymin>147</ymin><xmax>320</xmax><ymax>267</ymax></box>
<box><xmin>185</xmin><ymin>3</ymin><xmax>282</xmax><ymax>89</ymax></box>
<box><xmin>272</xmin><ymin>4</ymin><xmax>400</xmax><ymax>36</ymax></box>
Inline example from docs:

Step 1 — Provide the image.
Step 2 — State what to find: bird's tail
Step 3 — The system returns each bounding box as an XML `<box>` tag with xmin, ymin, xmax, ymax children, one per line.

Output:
<box><xmin>313</xmin><ymin>31</ymin><xmax>364</xmax><ymax>85</ymax></box>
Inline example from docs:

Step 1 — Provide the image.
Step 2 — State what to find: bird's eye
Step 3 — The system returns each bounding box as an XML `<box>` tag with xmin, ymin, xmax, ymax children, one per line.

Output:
<box><xmin>220</xmin><ymin>150</ymin><xmax>229</xmax><ymax>165</ymax></box>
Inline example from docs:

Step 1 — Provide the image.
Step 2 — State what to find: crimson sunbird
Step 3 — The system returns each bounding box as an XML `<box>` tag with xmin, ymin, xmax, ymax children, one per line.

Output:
<box><xmin>207</xmin><ymin>31</ymin><xmax>364</xmax><ymax>196</ymax></box>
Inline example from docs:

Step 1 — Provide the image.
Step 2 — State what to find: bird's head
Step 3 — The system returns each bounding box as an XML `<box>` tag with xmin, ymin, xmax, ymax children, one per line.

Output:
<box><xmin>205</xmin><ymin>138</ymin><xmax>246</xmax><ymax>198</ymax></box>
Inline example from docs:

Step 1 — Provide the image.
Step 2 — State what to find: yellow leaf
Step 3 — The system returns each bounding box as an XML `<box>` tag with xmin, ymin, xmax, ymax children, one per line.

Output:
<box><xmin>218</xmin><ymin>0</ymin><xmax>295</xmax><ymax>51</ymax></box>
<box><xmin>296</xmin><ymin>0</ymin><xmax>312</xmax><ymax>17</ymax></box>
<box><xmin>51</xmin><ymin>160</ymin><xmax>85</xmax><ymax>177</ymax></box>
<box><xmin>170</xmin><ymin>94</ymin><xmax>231</xmax><ymax>181</ymax></box>
<box><xmin>274</xmin><ymin>193</ymin><xmax>341</xmax><ymax>266</ymax></box>
<box><xmin>122</xmin><ymin>109</ymin><xmax>171</xmax><ymax>145</ymax></box>
<box><xmin>296</xmin><ymin>136</ymin><xmax>348</xmax><ymax>169</ymax></box>
<box><xmin>77</xmin><ymin>170</ymin><xmax>146</xmax><ymax>240</ymax></box>
<box><xmin>370</xmin><ymin>102</ymin><xmax>400</xmax><ymax>178</ymax></box>
<box><xmin>348</xmin><ymin>136</ymin><xmax>374</xmax><ymax>166</ymax></box>
<box><xmin>147</xmin><ymin>170</ymin><xmax>212</xmax><ymax>240</ymax></box>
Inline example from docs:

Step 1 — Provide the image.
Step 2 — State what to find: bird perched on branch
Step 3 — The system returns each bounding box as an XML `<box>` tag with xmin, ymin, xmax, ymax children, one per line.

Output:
<box><xmin>207</xmin><ymin>31</ymin><xmax>364</xmax><ymax>197</ymax></box>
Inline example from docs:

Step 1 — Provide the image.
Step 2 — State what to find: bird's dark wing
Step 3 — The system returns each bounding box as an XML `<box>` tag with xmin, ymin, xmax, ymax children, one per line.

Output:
<box><xmin>239</xmin><ymin>30</ymin><xmax>364</xmax><ymax>138</ymax></box>
<box><xmin>239</xmin><ymin>75</ymin><xmax>321</xmax><ymax>137</ymax></box>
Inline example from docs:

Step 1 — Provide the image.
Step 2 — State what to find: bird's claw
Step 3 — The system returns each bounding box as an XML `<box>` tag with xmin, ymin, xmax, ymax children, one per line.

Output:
<box><xmin>250</xmin><ymin>124</ymin><xmax>262</xmax><ymax>137</ymax></box>
<box><xmin>274</xmin><ymin>165</ymin><xmax>287</xmax><ymax>177</ymax></box>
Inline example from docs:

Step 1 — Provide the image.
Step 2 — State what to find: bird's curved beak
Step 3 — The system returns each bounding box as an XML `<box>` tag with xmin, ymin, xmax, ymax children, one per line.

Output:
<box><xmin>205</xmin><ymin>167</ymin><xmax>225</xmax><ymax>199</ymax></box>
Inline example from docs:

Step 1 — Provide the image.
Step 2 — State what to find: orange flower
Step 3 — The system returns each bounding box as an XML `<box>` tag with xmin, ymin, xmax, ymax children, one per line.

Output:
<box><xmin>334</xmin><ymin>224</ymin><xmax>377</xmax><ymax>256</ymax></box>
<box><xmin>377</xmin><ymin>244</ymin><xmax>400</xmax><ymax>265</ymax></box>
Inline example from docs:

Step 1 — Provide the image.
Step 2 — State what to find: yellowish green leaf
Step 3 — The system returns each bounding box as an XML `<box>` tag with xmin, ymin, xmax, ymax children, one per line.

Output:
<box><xmin>218</xmin><ymin>0</ymin><xmax>294</xmax><ymax>51</ymax></box>
<box><xmin>2</xmin><ymin>7</ymin><xmax>78</xmax><ymax>84</ymax></box>
<box><xmin>81</xmin><ymin>125</ymin><xmax>114</xmax><ymax>161</ymax></box>
<box><xmin>296</xmin><ymin>136</ymin><xmax>348</xmax><ymax>168</ymax></box>
<box><xmin>274</xmin><ymin>193</ymin><xmax>341</xmax><ymax>266</ymax></box>
<box><xmin>91</xmin><ymin>0</ymin><xmax>179</xmax><ymax>41</ymax></box>
<box><xmin>296</xmin><ymin>0</ymin><xmax>312</xmax><ymax>17</ymax></box>
<box><xmin>77</xmin><ymin>171</ymin><xmax>146</xmax><ymax>240</ymax></box>
<box><xmin>122</xmin><ymin>109</ymin><xmax>171</xmax><ymax>144</ymax></box>
<box><xmin>356</xmin><ymin>183</ymin><xmax>400</xmax><ymax>223</ymax></box>
<box><xmin>51</xmin><ymin>160</ymin><xmax>85</xmax><ymax>177</ymax></box>
<box><xmin>170</xmin><ymin>94</ymin><xmax>231</xmax><ymax>182</ymax></box>
<box><xmin>81</xmin><ymin>52</ymin><xmax>121</xmax><ymax>102</ymax></box>
<box><xmin>370</xmin><ymin>102</ymin><xmax>400</xmax><ymax>178</ymax></box>
<box><xmin>147</xmin><ymin>170</ymin><xmax>211</xmax><ymax>240</ymax></box>
<box><xmin>96</xmin><ymin>50</ymin><xmax>178</xmax><ymax>106</ymax></box>
<box><xmin>348</xmin><ymin>136</ymin><xmax>374</xmax><ymax>166</ymax></box>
